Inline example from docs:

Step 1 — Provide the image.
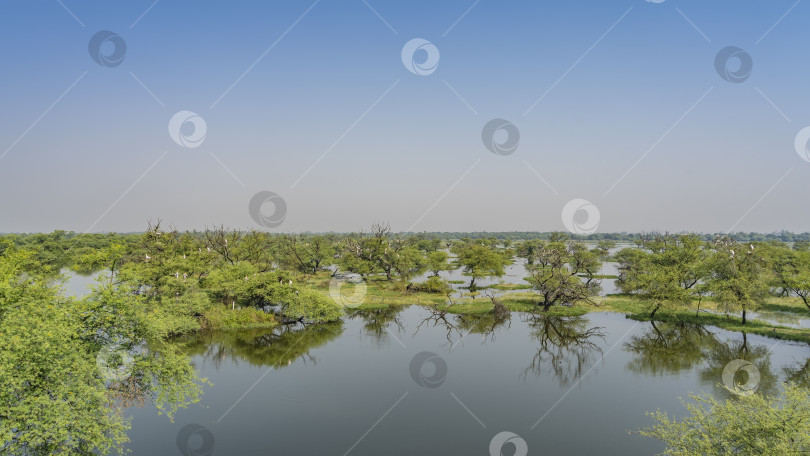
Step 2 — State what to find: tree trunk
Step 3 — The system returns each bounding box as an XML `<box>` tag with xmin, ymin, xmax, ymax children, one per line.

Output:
<box><xmin>542</xmin><ymin>302</ymin><xmax>552</xmax><ymax>312</ymax></box>
<box><xmin>742</xmin><ymin>310</ymin><xmax>747</xmax><ymax>325</ymax></box>
<box><xmin>650</xmin><ymin>303</ymin><xmax>660</xmax><ymax>320</ymax></box>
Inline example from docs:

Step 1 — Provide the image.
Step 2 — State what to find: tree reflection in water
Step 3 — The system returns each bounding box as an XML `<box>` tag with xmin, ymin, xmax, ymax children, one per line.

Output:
<box><xmin>414</xmin><ymin>299</ymin><xmax>512</xmax><ymax>346</ymax></box>
<box><xmin>783</xmin><ymin>357</ymin><xmax>810</xmax><ymax>389</ymax></box>
<box><xmin>521</xmin><ymin>314</ymin><xmax>606</xmax><ymax>386</ymax></box>
<box><xmin>624</xmin><ymin>321</ymin><xmax>810</xmax><ymax>399</ymax></box>
<box><xmin>700</xmin><ymin>331</ymin><xmax>779</xmax><ymax>399</ymax></box>
<box><xmin>179</xmin><ymin>321</ymin><xmax>345</xmax><ymax>369</ymax></box>
<box><xmin>346</xmin><ymin>306</ymin><xmax>405</xmax><ymax>344</ymax></box>
<box><xmin>624</xmin><ymin>321</ymin><xmax>718</xmax><ymax>376</ymax></box>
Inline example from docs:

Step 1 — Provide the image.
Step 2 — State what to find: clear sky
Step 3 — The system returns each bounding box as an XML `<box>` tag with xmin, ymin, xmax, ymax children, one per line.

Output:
<box><xmin>0</xmin><ymin>0</ymin><xmax>808</xmax><ymax>234</ymax></box>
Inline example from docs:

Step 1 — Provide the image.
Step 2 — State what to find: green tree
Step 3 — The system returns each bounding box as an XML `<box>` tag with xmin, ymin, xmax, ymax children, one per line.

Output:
<box><xmin>640</xmin><ymin>384</ymin><xmax>810</xmax><ymax>455</ymax></box>
<box><xmin>525</xmin><ymin>237</ymin><xmax>599</xmax><ymax>311</ymax></box>
<box><xmin>339</xmin><ymin>224</ymin><xmax>427</xmax><ymax>282</ymax></box>
<box><xmin>707</xmin><ymin>238</ymin><xmax>769</xmax><ymax>324</ymax></box>
<box><xmin>279</xmin><ymin>234</ymin><xmax>336</xmax><ymax>275</ymax></box>
<box><xmin>426</xmin><ymin>250</ymin><xmax>452</xmax><ymax>277</ymax></box>
<box><xmin>0</xmin><ymin>248</ymin><xmax>203</xmax><ymax>455</ymax></box>
<box><xmin>593</xmin><ymin>239</ymin><xmax>616</xmax><ymax>259</ymax></box>
<box><xmin>452</xmin><ymin>242</ymin><xmax>512</xmax><ymax>289</ymax></box>
<box><xmin>616</xmin><ymin>234</ymin><xmax>708</xmax><ymax>319</ymax></box>
<box><xmin>766</xmin><ymin>243</ymin><xmax>810</xmax><ymax>309</ymax></box>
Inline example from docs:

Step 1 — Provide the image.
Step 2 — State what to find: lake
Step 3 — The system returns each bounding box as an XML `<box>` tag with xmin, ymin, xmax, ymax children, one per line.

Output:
<box><xmin>122</xmin><ymin>306</ymin><xmax>809</xmax><ymax>456</ymax></box>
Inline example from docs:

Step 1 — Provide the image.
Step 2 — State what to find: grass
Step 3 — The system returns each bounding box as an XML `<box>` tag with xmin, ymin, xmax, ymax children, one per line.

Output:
<box><xmin>759</xmin><ymin>297</ymin><xmax>810</xmax><ymax>315</ymax></box>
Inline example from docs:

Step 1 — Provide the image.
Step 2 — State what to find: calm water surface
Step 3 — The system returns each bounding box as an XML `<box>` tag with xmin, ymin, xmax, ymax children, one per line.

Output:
<box><xmin>123</xmin><ymin>306</ymin><xmax>809</xmax><ymax>456</ymax></box>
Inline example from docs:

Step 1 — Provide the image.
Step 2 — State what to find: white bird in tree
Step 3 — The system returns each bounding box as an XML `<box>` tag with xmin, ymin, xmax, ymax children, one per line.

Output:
<box><xmin>145</xmin><ymin>254</ymin><xmax>151</xmax><ymax>261</ymax></box>
<box><xmin>183</xmin><ymin>273</ymin><xmax>188</xmax><ymax>280</ymax></box>
<box><xmin>175</xmin><ymin>271</ymin><xmax>179</xmax><ymax>278</ymax></box>
<box><xmin>183</xmin><ymin>254</ymin><xmax>186</xmax><ymax>259</ymax></box>
<box><xmin>207</xmin><ymin>247</ymin><xmax>211</xmax><ymax>252</ymax></box>
<box><xmin>288</xmin><ymin>280</ymin><xmax>293</xmax><ymax>286</ymax></box>
<box><xmin>199</xmin><ymin>248</ymin><xmax>202</xmax><ymax>253</ymax></box>
<box><xmin>750</xmin><ymin>244</ymin><xmax>755</xmax><ymax>250</ymax></box>
<box><xmin>730</xmin><ymin>250</ymin><xmax>735</xmax><ymax>258</ymax></box>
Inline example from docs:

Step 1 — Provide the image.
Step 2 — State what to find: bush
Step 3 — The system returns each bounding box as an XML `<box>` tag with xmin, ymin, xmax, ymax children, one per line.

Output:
<box><xmin>412</xmin><ymin>276</ymin><xmax>452</xmax><ymax>294</ymax></box>
<box><xmin>201</xmin><ymin>305</ymin><xmax>277</xmax><ymax>330</ymax></box>
<box><xmin>640</xmin><ymin>383</ymin><xmax>810</xmax><ymax>455</ymax></box>
<box><xmin>282</xmin><ymin>289</ymin><xmax>343</xmax><ymax>323</ymax></box>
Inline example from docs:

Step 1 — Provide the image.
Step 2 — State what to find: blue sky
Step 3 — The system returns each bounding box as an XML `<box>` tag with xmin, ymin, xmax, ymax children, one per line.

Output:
<box><xmin>0</xmin><ymin>0</ymin><xmax>808</xmax><ymax>233</ymax></box>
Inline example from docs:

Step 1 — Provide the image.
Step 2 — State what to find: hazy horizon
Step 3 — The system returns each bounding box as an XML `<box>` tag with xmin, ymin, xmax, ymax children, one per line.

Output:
<box><xmin>2</xmin><ymin>1</ymin><xmax>809</xmax><ymax>234</ymax></box>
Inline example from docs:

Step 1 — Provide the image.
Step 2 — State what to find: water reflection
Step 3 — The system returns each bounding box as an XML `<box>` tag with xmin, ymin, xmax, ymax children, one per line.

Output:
<box><xmin>699</xmin><ymin>332</ymin><xmax>779</xmax><ymax>399</ymax></box>
<box><xmin>624</xmin><ymin>321</ymin><xmax>717</xmax><ymax>376</ymax></box>
<box><xmin>783</xmin><ymin>357</ymin><xmax>810</xmax><ymax>388</ymax></box>
<box><xmin>454</xmin><ymin>306</ymin><xmax>512</xmax><ymax>342</ymax></box>
<box><xmin>123</xmin><ymin>305</ymin><xmax>810</xmax><ymax>456</ymax></box>
<box><xmin>412</xmin><ymin>302</ymin><xmax>512</xmax><ymax>344</ymax></box>
<box><xmin>521</xmin><ymin>314</ymin><xmax>606</xmax><ymax>386</ymax></box>
<box><xmin>623</xmin><ymin>321</ymin><xmax>806</xmax><ymax>399</ymax></box>
<box><xmin>346</xmin><ymin>306</ymin><xmax>405</xmax><ymax>344</ymax></box>
<box><xmin>180</xmin><ymin>322</ymin><xmax>344</xmax><ymax>368</ymax></box>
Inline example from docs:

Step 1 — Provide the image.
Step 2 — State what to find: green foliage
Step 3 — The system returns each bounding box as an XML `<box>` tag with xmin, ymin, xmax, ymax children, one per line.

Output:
<box><xmin>707</xmin><ymin>238</ymin><xmax>770</xmax><ymax>324</ymax></box>
<box><xmin>281</xmin><ymin>289</ymin><xmax>343</xmax><ymax>323</ymax></box>
<box><xmin>525</xmin><ymin>235</ymin><xmax>599</xmax><ymax>311</ymax></box>
<box><xmin>426</xmin><ymin>250</ymin><xmax>451</xmax><ymax>276</ymax></box>
<box><xmin>339</xmin><ymin>223</ymin><xmax>428</xmax><ymax>282</ymax></box>
<box><xmin>0</xmin><ymin>246</ymin><xmax>204</xmax><ymax>455</ymax></box>
<box><xmin>412</xmin><ymin>276</ymin><xmax>453</xmax><ymax>294</ymax></box>
<box><xmin>763</xmin><ymin>242</ymin><xmax>810</xmax><ymax>309</ymax></box>
<box><xmin>0</xmin><ymin>261</ymin><xmax>127</xmax><ymax>455</ymax></box>
<box><xmin>452</xmin><ymin>241</ymin><xmax>512</xmax><ymax>288</ymax></box>
<box><xmin>200</xmin><ymin>305</ymin><xmax>276</xmax><ymax>330</ymax></box>
<box><xmin>278</xmin><ymin>234</ymin><xmax>336</xmax><ymax>275</ymax></box>
<box><xmin>616</xmin><ymin>234</ymin><xmax>708</xmax><ymax>318</ymax></box>
<box><xmin>640</xmin><ymin>384</ymin><xmax>810</xmax><ymax>455</ymax></box>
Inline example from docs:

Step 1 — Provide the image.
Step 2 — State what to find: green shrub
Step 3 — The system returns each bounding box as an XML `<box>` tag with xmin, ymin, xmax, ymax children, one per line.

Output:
<box><xmin>282</xmin><ymin>289</ymin><xmax>343</xmax><ymax>323</ymax></box>
<box><xmin>412</xmin><ymin>276</ymin><xmax>452</xmax><ymax>294</ymax></box>
<box><xmin>201</xmin><ymin>305</ymin><xmax>277</xmax><ymax>330</ymax></box>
